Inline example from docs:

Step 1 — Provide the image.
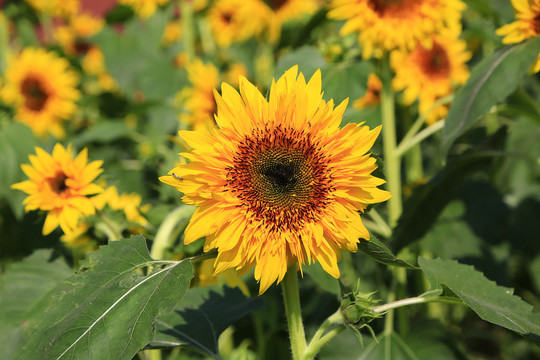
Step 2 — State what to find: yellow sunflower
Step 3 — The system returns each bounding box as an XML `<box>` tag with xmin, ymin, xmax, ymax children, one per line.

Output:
<box><xmin>11</xmin><ymin>143</ymin><xmax>104</xmax><ymax>235</ymax></box>
<box><xmin>160</xmin><ymin>66</ymin><xmax>390</xmax><ymax>294</ymax></box>
<box><xmin>391</xmin><ymin>30</ymin><xmax>471</xmax><ymax>124</ymax></box>
<box><xmin>54</xmin><ymin>13</ymin><xmax>104</xmax><ymax>54</ymax></box>
<box><xmin>354</xmin><ymin>73</ymin><xmax>382</xmax><ymax>110</ymax></box>
<box><xmin>328</xmin><ymin>0</ymin><xmax>466</xmax><ymax>59</ymax></box>
<box><xmin>496</xmin><ymin>0</ymin><xmax>540</xmax><ymax>73</ymax></box>
<box><xmin>177</xmin><ymin>59</ymin><xmax>220</xmax><ymax>132</ymax></box>
<box><xmin>92</xmin><ymin>185</ymin><xmax>150</xmax><ymax>228</ymax></box>
<box><xmin>1</xmin><ymin>48</ymin><xmax>80</xmax><ymax>138</ymax></box>
<box><xmin>207</xmin><ymin>0</ymin><xmax>263</xmax><ymax>47</ymax></box>
<box><xmin>24</xmin><ymin>0</ymin><xmax>79</xmax><ymax>18</ymax></box>
<box><xmin>118</xmin><ymin>0</ymin><xmax>169</xmax><ymax>19</ymax></box>
<box><xmin>254</xmin><ymin>0</ymin><xmax>320</xmax><ymax>43</ymax></box>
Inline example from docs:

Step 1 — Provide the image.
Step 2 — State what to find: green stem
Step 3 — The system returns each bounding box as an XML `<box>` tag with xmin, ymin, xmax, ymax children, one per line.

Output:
<box><xmin>303</xmin><ymin>310</ymin><xmax>344</xmax><ymax>359</ymax></box>
<box><xmin>372</xmin><ymin>296</ymin><xmax>465</xmax><ymax>314</ymax></box>
<box><xmin>0</xmin><ymin>12</ymin><xmax>9</xmax><ymax>73</ymax></box>
<box><xmin>180</xmin><ymin>0</ymin><xmax>195</xmax><ymax>60</ymax></box>
<box><xmin>96</xmin><ymin>212</ymin><xmax>122</xmax><ymax>241</ymax></box>
<box><xmin>394</xmin><ymin>120</ymin><xmax>445</xmax><ymax>158</ymax></box>
<box><xmin>281</xmin><ymin>266</ymin><xmax>307</xmax><ymax>360</ymax></box>
<box><xmin>380</xmin><ymin>58</ymin><xmax>402</xmax><ymax>227</ymax></box>
<box><xmin>150</xmin><ymin>205</ymin><xmax>195</xmax><ymax>260</ymax></box>
<box><xmin>367</xmin><ymin>208</ymin><xmax>392</xmax><ymax>238</ymax></box>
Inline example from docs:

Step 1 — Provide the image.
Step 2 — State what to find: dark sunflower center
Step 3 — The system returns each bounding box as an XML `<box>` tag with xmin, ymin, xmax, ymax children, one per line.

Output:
<box><xmin>420</xmin><ymin>42</ymin><xmax>450</xmax><ymax>77</ymax></box>
<box><xmin>266</xmin><ymin>0</ymin><xmax>288</xmax><ymax>11</ymax></box>
<box><xmin>49</xmin><ymin>172</ymin><xmax>68</xmax><ymax>194</ymax></box>
<box><xmin>533</xmin><ymin>15</ymin><xmax>540</xmax><ymax>34</ymax></box>
<box><xmin>221</xmin><ymin>12</ymin><xmax>233</xmax><ymax>24</ymax></box>
<box><xmin>226</xmin><ymin>125</ymin><xmax>334</xmax><ymax>232</ymax></box>
<box><xmin>368</xmin><ymin>0</ymin><xmax>405</xmax><ymax>15</ymax></box>
<box><xmin>20</xmin><ymin>76</ymin><xmax>49</xmax><ymax>111</ymax></box>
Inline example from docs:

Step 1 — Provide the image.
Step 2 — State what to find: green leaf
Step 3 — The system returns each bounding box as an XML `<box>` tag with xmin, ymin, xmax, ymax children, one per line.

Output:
<box><xmin>72</xmin><ymin>120</ymin><xmax>134</xmax><ymax>147</ymax></box>
<box><xmin>442</xmin><ymin>37</ymin><xmax>540</xmax><ymax>156</ymax></box>
<box><xmin>0</xmin><ymin>250</ymin><xmax>73</xmax><ymax>360</ymax></box>
<box><xmin>358</xmin><ymin>235</ymin><xmax>417</xmax><ymax>269</ymax></box>
<box><xmin>322</xmin><ymin>61</ymin><xmax>375</xmax><ymax>104</ymax></box>
<box><xmin>150</xmin><ymin>285</ymin><xmax>264</xmax><ymax>358</ymax></box>
<box><xmin>17</xmin><ymin>235</ymin><xmax>194</xmax><ymax>360</ymax></box>
<box><xmin>274</xmin><ymin>45</ymin><xmax>327</xmax><ymax>80</ymax></box>
<box><xmin>419</xmin><ymin>257</ymin><xmax>540</xmax><ymax>342</ymax></box>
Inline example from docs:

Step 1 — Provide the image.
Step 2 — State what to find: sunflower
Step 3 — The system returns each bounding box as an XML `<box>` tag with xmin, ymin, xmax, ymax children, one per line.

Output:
<box><xmin>496</xmin><ymin>0</ymin><xmax>540</xmax><ymax>73</ymax></box>
<box><xmin>391</xmin><ymin>29</ymin><xmax>471</xmax><ymax>124</ymax></box>
<box><xmin>1</xmin><ymin>48</ymin><xmax>80</xmax><ymax>138</ymax></box>
<box><xmin>328</xmin><ymin>0</ymin><xmax>466</xmax><ymax>59</ymax></box>
<box><xmin>54</xmin><ymin>13</ymin><xmax>104</xmax><ymax>55</ymax></box>
<box><xmin>354</xmin><ymin>73</ymin><xmax>382</xmax><ymax>110</ymax></box>
<box><xmin>118</xmin><ymin>0</ymin><xmax>169</xmax><ymax>19</ymax></box>
<box><xmin>160</xmin><ymin>66</ymin><xmax>390</xmax><ymax>294</ymax></box>
<box><xmin>207</xmin><ymin>0</ymin><xmax>263</xmax><ymax>47</ymax></box>
<box><xmin>254</xmin><ymin>0</ymin><xmax>319</xmax><ymax>43</ymax></box>
<box><xmin>24</xmin><ymin>0</ymin><xmax>79</xmax><ymax>18</ymax></box>
<box><xmin>11</xmin><ymin>143</ymin><xmax>104</xmax><ymax>236</ymax></box>
<box><xmin>177</xmin><ymin>59</ymin><xmax>220</xmax><ymax>132</ymax></box>
<box><xmin>92</xmin><ymin>185</ymin><xmax>150</xmax><ymax>228</ymax></box>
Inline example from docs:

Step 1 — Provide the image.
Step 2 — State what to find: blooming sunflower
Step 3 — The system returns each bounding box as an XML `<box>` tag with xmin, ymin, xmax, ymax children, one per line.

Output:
<box><xmin>161</xmin><ymin>66</ymin><xmax>391</xmax><ymax>294</ymax></box>
<box><xmin>177</xmin><ymin>59</ymin><xmax>220</xmax><ymax>132</ymax></box>
<box><xmin>255</xmin><ymin>0</ymin><xmax>319</xmax><ymax>43</ymax></box>
<box><xmin>328</xmin><ymin>0</ymin><xmax>466</xmax><ymax>59</ymax></box>
<box><xmin>207</xmin><ymin>0</ymin><xmax>263</xmax><ymax>47</ymax></box>
<box><xmin>496</xmin><ymin>0</ymin><xmax>540</xmax><ymax>73</ymax></box>
<box><xmin>391</xmin><ymin>30</ymin><xmax>471</xmax><ymax>124</ymax></box>
<box><xmin>92</xmin><ymin>185</ymin><xmax>151</xmax><ymax>228</ymax></box>
<box><xmin>118</xmin><ymin>0</ymin><xmax>169</xmax><ymax>18</ymax></box>
<box><xmin>11</xmin><ymin>143</ymin><xmax>104</xmax><ymax>235</ymax></box>
<box><xmin>1</xmin><ymin>48</ymin><xmax>80</xmax><ymax>138</ymax></box>
<box><xmin>24</xmin><ymin>0</ymin><xmax>79</xmax><ymax>18</ymax></box>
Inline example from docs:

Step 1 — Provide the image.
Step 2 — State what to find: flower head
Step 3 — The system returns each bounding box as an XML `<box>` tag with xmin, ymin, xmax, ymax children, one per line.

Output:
<box><xmin>24</xmin><ymin>0</ymin><xmax>79</xmax><ymax>18</ymax></box>
<box><xmin>496</xmin><ymin>0</ymin><xmax>540</xmax><ymax>73</ymax></box>
<box><xmin>208</xmin><ymin>0</ymin><xmax>263</xmax><ymax>47</ymax></box>
<box><xmin>328</xmin><ymin>0</ymin><xmax>466</xmax><ymax>58</ymax></box>
<box><xmin>118</xmin><ymin>0</ymin><xmax>169</xmax><ymax>18</ymax></box>
<box><xmin>354</xmin><ymin>73</ymin><xmax>382</xmax><ymax>110</ymax></box>
<box><xmin>161</xmin><ymin>66</ymin><xmax>390</xmax><ymax>294</ymax></box>
<box><xmin>1</xmin><ymin>48</ymin><xmax>80</xmax><ymax>138</ymax></box>
<box><xmin>11</xmin><ymin>144</ymin><xmax>104</xmax><ymax>235</ymax></box>
<box><xmin>391</xmin><ymin>30</ymin><xmax>471</xmax><ymax>124</ymax></box>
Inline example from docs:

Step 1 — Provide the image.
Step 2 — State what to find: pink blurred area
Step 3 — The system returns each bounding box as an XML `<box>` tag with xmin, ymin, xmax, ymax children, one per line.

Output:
<box><xmin>0</xmin><ymin>0</ymin><xmax>118</xmax><ymax>17</ymax></box>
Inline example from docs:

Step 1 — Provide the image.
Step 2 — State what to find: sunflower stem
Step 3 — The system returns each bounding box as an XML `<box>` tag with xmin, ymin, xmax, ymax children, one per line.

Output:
<box><xmin>303</xmin><ymin>310</ymin><xmax>344</xmax><ymax>359</ymax></box>
<box><xmin>395</xmin><ymin>120</ymin><xmax>445</xmax><ymax>158</ymax></box>
<box><xmin>372</xmin><ymin>295</ymin><xmax>465</xmax><ymax>313</ymax></box>
<box><xmin>380</xmin><ymin>57</ymin><xmax>402</xmax><ymax>227</ymax></box>
<box><xmin>151</xmin><ymin>205</ymin><xmax>195</xmax><ymax>260</ymax></box>
<box><xmin>180</xmin><ymin>0</ymin><xmax>195</xmax><ymax>60</ymax></box>
<box><xmin>282</xmin><ymin>266</ymin><xmax>307</xmax><ymax>360</ymax></box>
<box><xmin>0</xmin><ymin>12</ymin><xmax>9</xmax><ymax>73</ymax></box>
<box><xmin>96</xmin><ymin>212</ymin><xmax>122</xmax><ymax>241</ymax></box>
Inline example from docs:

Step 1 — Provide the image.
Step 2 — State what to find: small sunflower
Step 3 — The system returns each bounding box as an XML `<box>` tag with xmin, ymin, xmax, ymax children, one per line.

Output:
<box><xmin>54</xmin><ymin>13</ymin><xmax>104</xmax><ymax>55</ymax></box>
<box><xmin>256</xmin><ymin>0</ymin><xmax>319</xmax><ymax>43</ymax></box>
<box><xmin>177</xmin><ymin>59</ymin><xmax>220</xmax><ymax>132</ymax></box>
<box><xmin>496</xmin><ymin>0</ymin><xmax>540</xmax><ymax>73</ymax></box>
<box><xmin>354</xmin><ymin>73</ymin><xmax>382</xmax><ymax>110</ymax></box>
<box><xmin>207</xmin><ymin>0</ymin><xmax>263</xmax><ymax>47</ymax></box>
<box><xmin>118</xmin><ymin>0</ymin><xmax>169</xmax><ymax>19</ymax></box>
<box><xmin>24</xmin><ymin>0</ymin><xmax>79</xmax><ymax>18</ymax></box>
<box><xmin>1</xmin><ymin>48</ymin><xmax>80</xmax><ymax>138</ymax></box>
<box><xmin>92</xmin><ymin>185</ymin><xmax>150</xmax><ymax>228</ymax></box>
<box><xmin>328</xmin><ymin>0</ymin><xmax>466</xmax><ymax>58</ymax></box>
<box><xmin>391</xmin><ymin>30</ymin><xmax>471</xmax><ymax>124</ymax></box>
<box><xmin>11</xmin><ymin>143</ymin><xmax>104</xmax><ymax>236</ymax></box>
<box><xmin>161</xmin><ymin>66</ymin><xmax>390</xmax><ymax>294</ymax></box>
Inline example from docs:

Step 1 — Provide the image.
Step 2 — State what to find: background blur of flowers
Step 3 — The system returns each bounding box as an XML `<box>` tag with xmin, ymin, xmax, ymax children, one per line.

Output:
<box><xmin>1</xmin><ymin>0</ymin><xmax>539</xmax><ymax>359</ymax></box>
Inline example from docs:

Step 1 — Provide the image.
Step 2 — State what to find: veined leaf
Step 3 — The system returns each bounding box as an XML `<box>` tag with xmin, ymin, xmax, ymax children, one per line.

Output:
<box><xmin>442</xmin><ymin>37</ymin><xmax>540</xmax><ymax>156</ymax></box>
<box><xmin>17</xmin><ymin>235</ymin><xmax>194</xmax><ymax>360</ymax></box>
<box><xmin>359</xmin><ymin>235</ymin><xmax>418</xmax><ymax>269</ymax></box>
<box><xmin>419</xmin><ymin>257</ymin><xmax>540</xmax><ymax>342</ymax></box>
<box><xmin>150</xmin><ymin>285</ymin><xmax>264</xmax><ymax>359</ymax></box>
<box><xmin>0</xmin><ymin>250</ymin><xmax>73</xmax><ymax>360</ymax></box>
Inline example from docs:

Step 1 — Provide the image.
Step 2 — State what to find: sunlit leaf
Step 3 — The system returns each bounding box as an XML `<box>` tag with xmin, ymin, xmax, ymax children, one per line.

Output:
<box><xmin>442</xmin><ymin>37</ymin><xmax>540</xmax><ymax>156</ymax></box>
<box><xmin>359</xmin><ymin>235</ymin><xmax>417</xmax><ymax>269</ymax></box>
<box><xmin>419</xmin><ymin>257</ymin><xmax>540</xmax><ymax>342</ymax></box>
<box><xmin>17</xmin><ymin>236</ymin><xmax>194</xmax><ymax>360</ymax></box>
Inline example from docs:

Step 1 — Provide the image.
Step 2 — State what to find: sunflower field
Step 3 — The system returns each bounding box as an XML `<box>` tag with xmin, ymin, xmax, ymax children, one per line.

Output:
<box><xmin>1</xmin><ymin>0</ymin><xmax>540</xmax><ymax>359</ymax></box>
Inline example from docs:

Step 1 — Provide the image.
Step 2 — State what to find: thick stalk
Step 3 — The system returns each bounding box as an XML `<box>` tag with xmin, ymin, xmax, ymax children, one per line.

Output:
<box><xmin>180</xmin><ymin>0</ymin><xmax>195</xmax><ymax>60</ymax></box>
<box><xmin>380</xmin><ymin>58</ymin><xmax>402</xmax><ymax>227</ymax></box>
<box><xmin>281</xmin><ymin>266</ymin><xmax>307</xmax><ymax>360</ymax></box>
<box><xmin>150</xmin><ymin>205</ymin><xmax>194</xmax><ymax>260</ymax></box>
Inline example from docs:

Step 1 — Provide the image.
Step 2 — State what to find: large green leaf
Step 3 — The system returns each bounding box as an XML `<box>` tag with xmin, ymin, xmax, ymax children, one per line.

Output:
<box><xmin>358</xmin><ymin>235</ymin><xmax>417</xmax><ymax>269</ymax></box>
<box><xmin>17</xmin><ymin>236</ymin><xmax>194</xmax><ymax>360</ymax></box>
<box><xmin>419</xmin><ymin>257</ymin><xmax>540</xmax><ymax>342</ymax></box>
<box><xmin>151</xmin><ymin>285</ymin><xmax>264</xmax><ymax>358</ymax></box>
<box><xmin>0</xmin><ymin>250</ymin><xmax>73</xmax><ymax>360</ymax></box>
<box><xmin>442</xmin><ymin>37</ymin><xmax>540</xmax><ymax>156</ymax></box>
<box><xmin>275</xmin><ymin>45</ymin><xmax>327</xmax><ymax>80</ymax></box>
